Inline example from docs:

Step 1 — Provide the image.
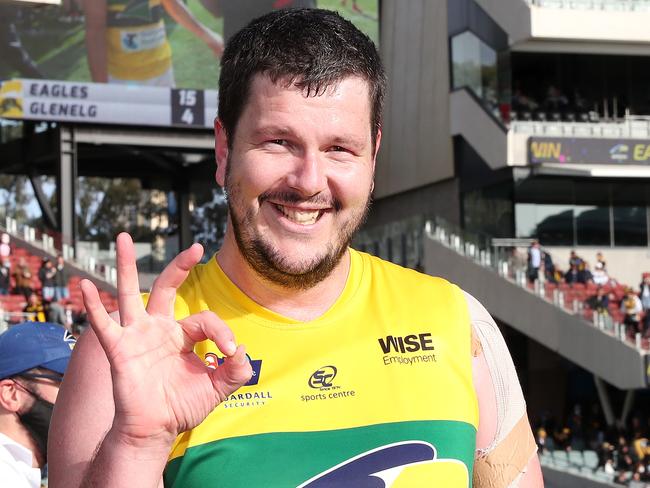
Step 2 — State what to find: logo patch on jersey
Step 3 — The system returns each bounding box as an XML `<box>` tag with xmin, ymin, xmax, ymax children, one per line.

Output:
<box><xmin>301</xmin><ymin>365</ymin><xmax>356</xmax><ymax>403</ymax></box>
<box><xmin>308</xmin><ymin>365</ymin><xmax>337</xmax><ymax>389</ymax></box>
<box><xmin>297</xmin><ymin>441</ymin><xmax>469</xmax><ymax>487</ymax></box>
<box><xmin>378</xmin><ymin>333</ymin><xmax>437</xmax><ymax>367</ymax></box>
<box><xmin>204</xmin><ymin>352</ymin><xmax>262</xmax><ymax>386</ymax></box>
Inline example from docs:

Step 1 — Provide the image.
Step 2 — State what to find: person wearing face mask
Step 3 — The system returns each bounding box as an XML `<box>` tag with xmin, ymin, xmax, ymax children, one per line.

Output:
<box><xmin>0</xmin><ymin>321</ymin><xmax>75</xmax><ymax>488</ymax></box>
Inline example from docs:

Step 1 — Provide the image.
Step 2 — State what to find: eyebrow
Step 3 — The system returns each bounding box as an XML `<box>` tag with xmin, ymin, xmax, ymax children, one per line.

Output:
<box><xmin>251</xmin><ymin>125</ymin><xmax>293</xmax><ymax>139</ymax></box>
<box><xmin>252</xmin><ymin>126</ymin><xmax>367</xmax><ymax>150</ymax></box>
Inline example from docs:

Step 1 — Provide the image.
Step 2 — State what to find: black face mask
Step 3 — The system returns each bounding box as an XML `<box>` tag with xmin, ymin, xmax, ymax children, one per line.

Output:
<box><xmin>17</xmin><ymin>393</ymin><xmax>54</xmax><ymax>460</ymax></box>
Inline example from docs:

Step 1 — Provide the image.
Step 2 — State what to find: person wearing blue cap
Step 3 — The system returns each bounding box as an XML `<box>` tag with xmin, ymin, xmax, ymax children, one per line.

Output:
<box><xmin>0</xmin><ymin>322</ymin><xmax>75</xmax><ymax>488</ymax></box>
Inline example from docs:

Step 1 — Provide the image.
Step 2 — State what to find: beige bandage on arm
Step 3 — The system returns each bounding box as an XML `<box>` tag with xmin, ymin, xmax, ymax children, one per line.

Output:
<box><xmin>465</xmin><ymin>292</ymin><xmax>537</xmax><ymax>488</ymax></box>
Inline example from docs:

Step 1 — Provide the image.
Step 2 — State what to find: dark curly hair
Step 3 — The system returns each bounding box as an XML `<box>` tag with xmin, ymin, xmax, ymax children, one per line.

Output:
<box><xmin>218</xmin><ymin>8</ymin><xmax>385</xmax><ymax>151</ymax></box>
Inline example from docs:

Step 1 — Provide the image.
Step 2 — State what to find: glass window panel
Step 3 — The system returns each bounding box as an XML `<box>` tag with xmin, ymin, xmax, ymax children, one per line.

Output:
<box><xmin>451</xmin><ymin>31</ymin><xmax>482</xmax><ymax>96</ymax></box>
<box><xmin>575</xmin><ymin>205</ymin><xmax>610</xmax><ymax>246</ymax></box>
<box><xmin>613</xmin><ymin>206</ymin><xmax>647</xmax><ymax>246</ymax></box>
<box><xmin>516</xmin><ymin>203</ymin><xmax>574</xmax><ymax>245</ymax></box>
<box><xmin>515</xmin><ymin>203</ymin><xmax>536</xmax><ymax>238</ymax></box>
<box><xmin>480</xmin><ymin>42</ymin><xmax>497</xmax><ymax>107</ymax></box>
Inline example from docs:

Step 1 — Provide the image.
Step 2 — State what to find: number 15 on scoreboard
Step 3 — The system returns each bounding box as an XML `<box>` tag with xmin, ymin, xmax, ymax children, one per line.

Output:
<box><xmin>171</xmin><ymin>89</ymin><xmax>205</xmax><ymax>127</ymax></box>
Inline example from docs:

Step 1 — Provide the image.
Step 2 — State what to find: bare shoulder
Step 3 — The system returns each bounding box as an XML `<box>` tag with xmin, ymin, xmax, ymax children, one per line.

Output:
<box><xmin>462</xmin><ymin>291</ymin><xmax>544</xmax><ymax>487</ymax></box>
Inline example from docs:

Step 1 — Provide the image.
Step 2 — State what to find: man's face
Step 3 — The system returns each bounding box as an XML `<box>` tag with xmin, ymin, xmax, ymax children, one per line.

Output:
<box><xmin>216</xmin><ymin>74</ymin><xmax>379</xmax><ymax>289</ymax></box>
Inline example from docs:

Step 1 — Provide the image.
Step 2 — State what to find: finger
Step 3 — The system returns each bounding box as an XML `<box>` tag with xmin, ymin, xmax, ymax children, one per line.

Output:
<box><xmin>80</xmin><ymin>279</ymin><xmax>121</xmax><ymax>355</ymax></box>
<box><xmin>146</xmin><ymin>243</ymin><xmax>203</xmax><ymax>317</ymax></box>
<box><xmin>115</xmin><ymin>232</ymin><xmax>146</xmax><ymax>325</ymax></box>
<box><xmin>178</xmin><ymin>310</ymin><xmax>236</xmax><ymax>356</ymax></box>
<box><xmin>209</xmin><ymin>345</ymin><xmax>253</xmax><ymax>402</ymax></box>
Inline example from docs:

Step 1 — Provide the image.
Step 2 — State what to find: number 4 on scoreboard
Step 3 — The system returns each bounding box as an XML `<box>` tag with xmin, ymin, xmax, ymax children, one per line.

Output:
<box><xmin>171</xmin><ymin>88</ymin><xmax>205</xmax><ymax>127</ymax></box>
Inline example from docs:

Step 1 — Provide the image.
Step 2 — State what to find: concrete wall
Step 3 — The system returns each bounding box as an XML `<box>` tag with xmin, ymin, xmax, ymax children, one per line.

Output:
<box><xmin>423</xmin><ymin>236</ymin><xmax>648</xmax><ymax>389</ymax></box>
<box><xmin>376</xmin><ymin>0</ymin><xmax>453</xmax><ymax>199</ymax></box>
<box><xmin>450</xmin><ymin>90</ymin><xmax>508</xmax><ymax>170</ymax></box>
<box><xmin>473</xmin><ymin>0</ymin><xmax>532</xmax><ymax>43</ymax></box>
<box><xmin>530</xmin><ymin>6</ymin><xmax>650</xmax><ymax>44</ymax></box>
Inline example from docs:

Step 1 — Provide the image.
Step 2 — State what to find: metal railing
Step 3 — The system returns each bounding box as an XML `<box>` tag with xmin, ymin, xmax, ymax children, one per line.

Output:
<box><xmin>3</xmin><ymin>216</ymin><xmax>117</xmax><ymax>286</ymax></box>
<box><xmin>510</xmin><ymin>115</ymin><xmax>650</xmax><ymax>139</ymax></box>
<box><xmin>525</xmin><ymin>0</ymin><xmax>650</xmax><ymax>11</ymax></box>
<box><xmin>357</xmin><ymin>215</ymin><xmax>649</xmax><ymax>352</ymax></box>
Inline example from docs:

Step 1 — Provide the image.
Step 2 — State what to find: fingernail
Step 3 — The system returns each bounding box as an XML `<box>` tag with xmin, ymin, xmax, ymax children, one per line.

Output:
<box><xmin>225</xmin><ymin>340</ymin><xmax>237</xmax><ymax>356</ymax></box>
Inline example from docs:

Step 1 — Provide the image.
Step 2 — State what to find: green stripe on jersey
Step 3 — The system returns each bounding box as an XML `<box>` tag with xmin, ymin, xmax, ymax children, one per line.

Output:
<box><xmin>164</xmin><ymin>420</ymin><xmax>476</xmax><ymax>487</ymax></box>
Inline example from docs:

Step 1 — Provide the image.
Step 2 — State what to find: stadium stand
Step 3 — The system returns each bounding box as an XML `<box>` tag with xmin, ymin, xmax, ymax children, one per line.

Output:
<box><xmin>0</xmin><ymin>223</ymin><xmax>117</xmax><ymax>332</ymax></box>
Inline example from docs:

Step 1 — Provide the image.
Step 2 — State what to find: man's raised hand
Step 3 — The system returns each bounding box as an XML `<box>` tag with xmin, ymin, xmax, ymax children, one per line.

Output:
<box><xmin>80</xmin><ymin>232</ymin><xmax>252</xmax><ymax>449</ymax></box>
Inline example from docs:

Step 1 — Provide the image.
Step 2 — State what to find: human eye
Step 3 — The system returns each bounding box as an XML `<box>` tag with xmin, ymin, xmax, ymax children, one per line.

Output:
<box><xmin>328</xmin><ymin>145</ymin><xmax>350</xmax><ymax>153</ymax></box>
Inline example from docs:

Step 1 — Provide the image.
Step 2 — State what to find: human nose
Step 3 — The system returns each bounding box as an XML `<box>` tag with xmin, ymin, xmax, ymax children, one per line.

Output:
<box><xmin>286</xmin><ymin>151</ymin><xmax>327</xmax><ymax>197</ymax></box>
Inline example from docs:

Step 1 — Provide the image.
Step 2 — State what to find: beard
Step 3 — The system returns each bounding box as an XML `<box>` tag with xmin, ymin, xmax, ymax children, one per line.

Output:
<box><xmin>225</xmin><ymin>163</ymin><xmax>372</xmax><ymax>290</ymax></box>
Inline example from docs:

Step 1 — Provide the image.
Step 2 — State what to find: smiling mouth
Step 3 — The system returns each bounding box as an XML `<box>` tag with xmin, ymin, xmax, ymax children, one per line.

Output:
<box><xmin>274</xmin><ymin>203</ymin><xmax>326</xmax><ymax>225</ymax></box>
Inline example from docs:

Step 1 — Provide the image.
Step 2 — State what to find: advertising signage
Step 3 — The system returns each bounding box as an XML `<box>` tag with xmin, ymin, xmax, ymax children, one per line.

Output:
<box><xmin>0</xmin><ymin>78</ymin><xmax>216</xmax><ymax>128</ymax></box>
<box><xmin>0</xmin><ymin>0</ymin><xmax>378</xmax><ymax>128</ymax></box>
<box><xmin>529</xmin><ymin>137</ymin><xmax>650</xmax><ymax>165</ymax></box>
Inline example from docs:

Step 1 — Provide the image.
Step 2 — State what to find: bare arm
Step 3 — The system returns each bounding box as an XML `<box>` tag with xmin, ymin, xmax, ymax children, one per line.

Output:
<box><xmin>161</xmin><ymin>0</ymin><xmax>224</xmax><ymax>57</ymax></box>
<box><xmin>48</xmin><ymin>234</ymin><xmax>252</xmax><ymax>488</ymax></box>
<box><xmin>81</xmin><ymin>0</ymin><xmax>108</xmax><ymax>82</ymax></box>
<box><xmin>468</xmin><ymin>292</ymin><xmax>544</xmax><ymax>487</ymax></box>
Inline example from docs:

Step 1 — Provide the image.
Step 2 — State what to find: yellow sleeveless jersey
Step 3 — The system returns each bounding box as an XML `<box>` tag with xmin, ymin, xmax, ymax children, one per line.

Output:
<box><xmin>106</xmin><ymin>0</ymin><xmax>172</xmax><ymax>80</ymax></box>
<box><xmin>164</xmin><ymin>249</ymin><xmax>479</xmax><ymax>487</ymax></box>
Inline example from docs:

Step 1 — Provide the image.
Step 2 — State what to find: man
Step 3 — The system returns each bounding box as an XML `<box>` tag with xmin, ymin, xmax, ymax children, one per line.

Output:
<box><xmin>53</xmin><ymin>255</ymin><xmax>69</xmax><ymax>302</ymax></box>
<box><xmin>38</xmin><ymin>258</ymin><xmax>57</xmax><ymax>303</ymax></box>
<box><xmin>527</xmin><ymin>240</ymin><xmax>541</xmax><ymax>284</ymax></box>
<box><xmin>49</xmin><ymin>9</ymin><xmax>543</xmax><ymax>487</ymax></box>
<box><xmin>0</xmin><ymin>322</ymin><xmax>76</xmax><ymax>488</ymax></box>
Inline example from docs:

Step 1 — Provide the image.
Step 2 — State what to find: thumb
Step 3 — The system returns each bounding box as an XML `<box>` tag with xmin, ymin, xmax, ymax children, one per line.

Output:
<box><xmin>208</xmin><ymin>345</ymin><xmax>253</xmax><ymax>402</ymax></box>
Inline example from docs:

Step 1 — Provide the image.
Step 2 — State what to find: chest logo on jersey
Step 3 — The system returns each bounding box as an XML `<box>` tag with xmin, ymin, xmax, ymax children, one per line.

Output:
<box><xmin>204</xmin><ymin>352</ymin><xmax>262</xmax><ymax>386</ymax></box>
<box><xmin>300</xmin><ymin>365</ymin><xmax>357</xmax><ymax>404</ymax></box>
<box><xmin>205</xmin><ymin>352</ymin><xmax>273</xmax><ymax>409</ymax></box>
<box><xmin>297</xmin><ymin>441</ymin><xmax>469</xmax><ymax>487</ymax></box>
<box><xmin>377</xmin><ymin>333</ymin><xmax>437</xmax><ymax>367</ymax></box>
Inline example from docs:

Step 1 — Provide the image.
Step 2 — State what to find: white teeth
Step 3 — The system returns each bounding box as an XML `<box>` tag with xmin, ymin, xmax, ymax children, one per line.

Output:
<box><xmin>278</xmin><ymin>205</ymin><xmax>320</xmax><ymax>225</ymax></box>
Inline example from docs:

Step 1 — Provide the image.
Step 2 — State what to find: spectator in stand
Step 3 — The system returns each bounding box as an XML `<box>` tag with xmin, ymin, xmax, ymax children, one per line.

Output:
<box><xmin>622</xmin><ymin>288</ymin><xmax>643</xmax><ymax>336</ymax></box>
<box><xmin>0</xmin><ymin>322</ymin><xmax>75</xmax><ymax>488</ymax></box>
<box><xmin>640</xmin><ymin>274</ymin><xmax>650</xmax><ymax>337</ymax></box>
<box><xmin>527</xmin><ymin>240</ymin><xmax>542</xmax><ymax>283</ymax></box>
<box><xmin>545</xmin><ymin>85</ymin><xmax>569</xmax><ymax>114</ymax></box>
<box><xmin>639</xmin><ymin>274</ymin><xmax>650</xmax><ymax>314</ymax></box>
<box><xmin>542</xmin><ymin>251</ymin><xmax>557</xmax><ymax>283</ymax></box>
<box><xmin>554</xmin><ymin>426</ymin><xmax>572</xmax><ymax>451</ymax></box>
<box><xmin>578</xmin><ymin>261</ymin><xmax>593</xmax><ymax>285</ymax></box>
<box><xmin>46</xmin><ymin>300</ymin><xmax>66</xmax><ymax>328</ymax></box>
<box><xmin>0</xmin><ymin>233</ymin><xmax>10</xmax><ymax>261</ymax></box>
<box><xmin>596</xmin><ymin>252</ymin><xmax>607</xmax><ymax>271</ymax></box>
<box><xmin>592</xmin><ymin>261</ymin><xmax>609</xmax><ymax>286</ymax></box>
<box><xmin>586</xmin><ymin>286</ymin><xmax>609</xmax><ymax>314</ymax></box>
<box><xmin>53</xmin><ymin>255</ymin><xmax>69</xmax><ymax>302</ymax></box>
<box><xmin>565</xmin><ymin>263</ymin><xmax>580</xmax><ymax>285</ymax></box>
<box><xmin>38</xmin><ymin>258</ymin><xmax>56</xmax><ymax>303</ymax></box>
<box><xmin>569</xmin><ymin>250</ymin><xmax>583</xmax><ymax>268</ymax></box>
<box><xmin>12</xmin><ymin>258</ymin><xmax>33</xmax><ymax>299</ymax></box>
<box><xmin>23</xmin><ymin>293</ymin><xmax>45</xmax><ymax>323</ymax></box>
<box><xmin>536</xmin><ymin>426</ymin><xmax>549</xmax><ymax>454</ymax></box>
<box><xmin>0</xmin><ymin>258</ymin><xmax>10</xmax><ymax>296</ymax></box>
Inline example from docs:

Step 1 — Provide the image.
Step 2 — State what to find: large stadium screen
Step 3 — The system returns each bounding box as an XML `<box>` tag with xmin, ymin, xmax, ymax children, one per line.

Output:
<box><xmin>0</xmin><ymin>0</ymin><xmax>378</xmax><ymax>129</ymax></box>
